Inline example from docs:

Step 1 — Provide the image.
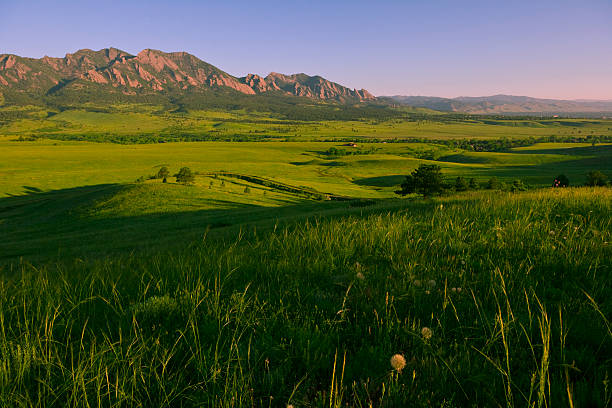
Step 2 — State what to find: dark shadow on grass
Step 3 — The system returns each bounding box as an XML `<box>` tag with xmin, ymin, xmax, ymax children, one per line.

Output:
<box><xmin>436</xmin><ymin>154</ymin><xmax>490</xmax><ymax>164</ymax></box>
<box><xmin>510</xmin><ymin>144</ymin><xmax>612</xmax><ymax>156</ymax></box>
<box><xmin>455</xmin><ymin>154</ymin><xmax>612</xmax><ymax>185</ymax></box>
<box><xmin>0</xmin><ymin>183</ymin><xmax>434</xmax><ymax>266</ymax></box>
<box><xmin>22</xmin><ymin>186</ymin><xmax>43</xmax><ymax>193</ymax></box>
<box><xmin>353</xmin><ymin>175</ymin><xmax>406</xmax><ymax>187</ymax></box>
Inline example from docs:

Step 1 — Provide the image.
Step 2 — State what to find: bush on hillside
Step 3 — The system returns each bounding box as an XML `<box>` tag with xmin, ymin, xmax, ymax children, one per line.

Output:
<box><xmin>175</xmin><ymin>167</ymin><xmax>195</xmax><ymax>185</ymax></box>
<box><xmin>156</xmin><ymin>166</ymin><xmax>170</xmax><ymax>180</ymax></box>
<box><xmin>486</xmin><ymin>177</ymin><xmax>502</xmax><ymax>190</ymax></box>
<box><xmin>510</xmin><ymin>179</ymin><xmax>527</xmax><ymax>192</ymax></box>
<box><xmin>586</xmin><ymin>170</ymin><xmax>608</xmax><ymax>187</ymax></box>
<box><xmin>454</xmin><ymin>176</ymin><xmax>469</xmax><ymax>192</ymax></box>
<box><xmin>553</xmin><ymin>174</ymin><xmax>569</xmax><ymax>187</ymax></box>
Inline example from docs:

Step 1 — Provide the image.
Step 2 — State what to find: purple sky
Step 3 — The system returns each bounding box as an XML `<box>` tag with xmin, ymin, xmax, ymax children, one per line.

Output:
<box><xmin>1</xmin><ymin>0</ymin><xmax>611</xmax><ymax>99</ymax></box>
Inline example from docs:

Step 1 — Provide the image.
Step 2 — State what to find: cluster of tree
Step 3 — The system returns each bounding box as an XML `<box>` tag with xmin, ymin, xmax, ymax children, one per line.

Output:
<box><xmin>553</xmin><ymin>172</ymin><xmax>610</xmax><ymax>187</ymax></box>
<box><xmin>322</xmin><ymin>146</ymin><xmax>380</xmax><ymax>157</ymax></box>
<box><xmin>395</xmin><ymin>165</ymin><xmax>530</xmax><ymax>197</ymax></box>
<box><xmin>585</xmin><ymin>171</ymin><xmax>609</xmax><ymax>186</ymax></box>
<box><xmin>396</xmin><ymin>165</ymin><xmax>610</xmax><ymax>198</ymax></box>
<box><xmin>145</xmin><ymin>166</ymin><xmax>195</xmax><ymax>185</ymax></box>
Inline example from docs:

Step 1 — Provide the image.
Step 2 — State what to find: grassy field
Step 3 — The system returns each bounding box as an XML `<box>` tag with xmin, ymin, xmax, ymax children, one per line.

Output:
<box><xmin>1</xmin><ymin>136</ymin><xmax>610</xmax><ymax>263</ymax></box>
<box><xmin>1</xmin><ymin>105</ymin><xmax>612</xmax><ymax>406</ymax></box>
<box><xmin>2</xmin><ymin>104</ymin><xmax>612</xmax><ymax>142</ymax></box>
<box><xmin>0</xmin><ymin>188</ymin><xmax>610</xmax><ymax>407</ymax></box>
<box><xmin>2</xmin><ymin>138</ymin><xmax>611</xmax><ymax>197</ymax></box>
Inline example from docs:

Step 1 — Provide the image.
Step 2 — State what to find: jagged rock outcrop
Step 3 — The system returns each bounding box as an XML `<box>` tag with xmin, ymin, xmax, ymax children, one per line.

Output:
<box><xmin>258</xmin><ymin>72</ymin><xmax>374</xmax><ymax>101</ymax></box>
<box><xmin>0</xmin><ymin>48</ymin><xmax>375</xmax><ymax>102</ymax></box>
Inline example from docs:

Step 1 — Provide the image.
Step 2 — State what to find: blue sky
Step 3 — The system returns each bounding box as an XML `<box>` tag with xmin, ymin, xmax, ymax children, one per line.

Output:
<box><xmin>1</xmin><ymin>0</ymin><xmax>611</xmax><ymax>99</ymax></box>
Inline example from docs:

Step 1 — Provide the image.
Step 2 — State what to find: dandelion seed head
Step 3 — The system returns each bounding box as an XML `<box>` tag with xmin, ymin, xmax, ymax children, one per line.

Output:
<box><xmin>421</xmin><ymin>327</ymin><xmax>433</xmax><ymax>340</ymax></box>
<box><xmin>427</xmin><ymin>279</ymin><xmax>436</xmax><ymax>288</ymax></box>
<box><xmin>356</xmin><ymin>272</ymin><xmax>365</xmax><ymax>281</ymax></box>
<box><xmin>390</xmin><ymin>354</ymin><xmax>406</xmax><ymax>371</ymax></box>
<box><xmin>413</xmin><ymin>279</ymin><xmax>421</xmax><ymax>287</ymax></box>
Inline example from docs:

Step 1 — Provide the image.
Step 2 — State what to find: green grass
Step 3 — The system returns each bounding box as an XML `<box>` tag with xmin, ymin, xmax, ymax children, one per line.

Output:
<box><xmin>0</xmin><ymin>188</ymin><xmax>610</xmax><ymax>406</ymax></box>
<box><xmin>1</xmin><ymin>139</ymin><xmax>610</xmax><ymax>198</ymax></box>
<box><xmin>2</xmin><ymin>104</ymin><xmax>612</xmax><ymax>142</ymax></box>
<box><xmin>2</xmin><ymin>105</ymin><xmax>612</xmax><ymax>406</ymax></box>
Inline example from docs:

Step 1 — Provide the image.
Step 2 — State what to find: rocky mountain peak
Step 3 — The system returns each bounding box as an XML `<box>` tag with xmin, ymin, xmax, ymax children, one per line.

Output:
<box><xmin>0</xmin><ymin>48</ymin><xmax>376</xmax><ymax>103</ymax></box>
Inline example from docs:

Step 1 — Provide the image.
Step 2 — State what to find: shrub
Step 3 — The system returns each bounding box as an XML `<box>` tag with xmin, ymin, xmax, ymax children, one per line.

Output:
<box><xmin>156</xmin><ymin>166</ymin><xmax>170</xmax><ymax>179</ymax></box>
<box><xmin>586</xmin><ymin>170</ymin><xmax>608</xmax><ymax>187</ymax></box>
<box><xmin>553</xmin><ymin>174</ymin><xmax>569</xmax><ymax>187</ymax></box>
<box><xmin>175</xmin><ymin>167</ymin><xmax>195</xmax><ymax>185</ymax></box>
<box><xmin>469</xmin><ymin>178</ymin><xmax>479</xmax><ymax>190</ymax></box>
<box><xmin>510</xmin><ymin>179</ymin><xmax>527</xmax><ymax>192</ymax></box>
<box><xmin>454</xmin><ymin>176</ymin><xmax>469</xmax><ymax>192</ymax></box>
<box><xmin>486</xmin><ymin>177</ymin><xmax>502</xmax><ymax>190</ymax></box>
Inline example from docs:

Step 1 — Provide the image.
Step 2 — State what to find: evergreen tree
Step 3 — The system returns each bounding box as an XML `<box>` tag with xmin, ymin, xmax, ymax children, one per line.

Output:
<box><xmin>395</xmin><ymin>164</ymin><xmax>445</xmax><ymax>197</ymax></box>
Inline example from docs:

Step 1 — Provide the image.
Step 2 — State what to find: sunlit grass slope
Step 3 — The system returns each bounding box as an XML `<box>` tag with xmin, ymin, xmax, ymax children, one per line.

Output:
<box><xmin>2</xmin><ymin>105</ymin><xmax>612</xmax><ymax>141</ymax></box>
<box><xmin>2</xmin><ymin>139</ymin><xmax>611</xmax><ymax>198</ymax></box>
<box><xmin>0</xmin><ymin>188</ymin><xmax>610</xmax><ymax>407</ymax></box>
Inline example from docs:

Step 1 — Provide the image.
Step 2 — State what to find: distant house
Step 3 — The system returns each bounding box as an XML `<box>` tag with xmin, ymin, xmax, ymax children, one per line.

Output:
<box><xmin>343</xmin><ymin>143</ymin><xmax>358</xmax><ymax>147</ymax></box>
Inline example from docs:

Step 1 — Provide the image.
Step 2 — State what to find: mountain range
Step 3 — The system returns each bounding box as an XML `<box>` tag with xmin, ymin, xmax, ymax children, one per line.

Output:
<box><xmin>1</xmin><ymin>47</ymin><xmax>611</xmax><ymax>115</ymax></box>
<box><xmin>387</xmin><ymin>95</ymin><xmax>612</xmax><ymax>115</ymax></box>
<box><xmin>0</xmin><ymin>48</ymin><xmax>374</xmax><ymax>105</ymax></box>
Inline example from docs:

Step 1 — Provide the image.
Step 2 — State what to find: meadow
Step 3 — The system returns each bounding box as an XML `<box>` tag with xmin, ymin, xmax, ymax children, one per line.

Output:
<box><xmin>1</xmin><ymin>104</ymin><xmax>611</xmax><ymax>406</ymax></box>
<box><xmin>2</xmin><ymin>104</ymin><xmax>612</xmax><ymax>143</ymax></box>
<box><xmin>0</xmin><ymin>188</ymin><xmax>610</xmax><ymax>407</ymax></box>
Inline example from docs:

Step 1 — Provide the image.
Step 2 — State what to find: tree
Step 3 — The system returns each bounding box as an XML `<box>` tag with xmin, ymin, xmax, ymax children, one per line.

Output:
<box><xmin>244</xmin><ymin>186</ymin><xmax>251</xmax><ymax>194</ymax></box>
<box><xmin>510</xmin><ymin>179</ymin><xmax>526</xmax><ymax>192</ymax></box>
<box><xmin>469</xmin><ymin>178</ymin><xmax>479</xmax><ymax>190</ymax></box>
<box><xmin>175</xmin><ymin>167</ymin><xmax>195</xmax><ymax>185</ymax></box>
<box><xmin>454</xmin><ymin>176</ymin><xmax>469</xmax><ymax>192</ymax></box>
<box><xmin>156</xmin><ymin>166</ymin><xmax>170</xmax><ymax>180</ymax></box>
<box><xmin>395</xmin><ymin>164</ymin><xmax>445</xmax><ymax>197</ymax></box>
<box><xmin>586</xmin><ymin>170</ymin><xmax>608</xmax><ymax>187</ymax></box>
<box><xmin>486</xmin><ymin>177</ymin><xmax>502</xmax><ymax>190</ymax></box>
<box><xmin>553</xmin><ymin>174</ymin><xmax>569</xmax><ymax>187</ymax></box>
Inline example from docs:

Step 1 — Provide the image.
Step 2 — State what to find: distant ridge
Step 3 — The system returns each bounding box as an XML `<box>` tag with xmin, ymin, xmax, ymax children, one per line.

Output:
<box><xmin>387</xmin><ymin>94</ymin><xmax>612</xmax><ymax>114</ymax></box>
<box><xmin>0</xmin><ymin>48</ymin><xmax>375</xmax><ymax>104</ymax></box>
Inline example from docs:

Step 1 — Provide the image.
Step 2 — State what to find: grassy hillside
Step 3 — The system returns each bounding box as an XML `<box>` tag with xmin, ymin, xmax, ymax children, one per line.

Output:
<box><xmin>0</xmin><ymin>188</ymin><xmax>610</xmax><ymax>407</ymax></box>
<box><xmin>1</xmin><ymin>138</ymin><xmax>610</xmax><ymax>197</ymax></box>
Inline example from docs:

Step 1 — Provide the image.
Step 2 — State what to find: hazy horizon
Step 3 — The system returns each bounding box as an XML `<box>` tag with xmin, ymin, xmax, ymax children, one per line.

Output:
<box><xmin>2</xmin><ymin>0</ymin><xmax>611</xmax><ymax>100</ymax></box>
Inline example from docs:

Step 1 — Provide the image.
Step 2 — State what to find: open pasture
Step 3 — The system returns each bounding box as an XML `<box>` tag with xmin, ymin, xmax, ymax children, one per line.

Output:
<box><xmin>2</xmin><ymin>139</ymin><xmax>611</xmax><ymax>199</ymax></box>
<box><xmin>2</xmin><ymin>104</ymin><xmax>612</xmax><ymax>142</ymax></box>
